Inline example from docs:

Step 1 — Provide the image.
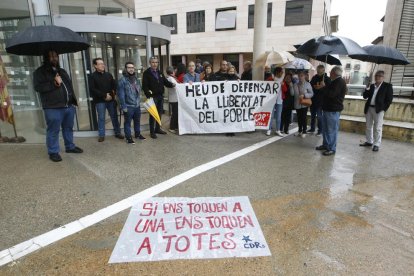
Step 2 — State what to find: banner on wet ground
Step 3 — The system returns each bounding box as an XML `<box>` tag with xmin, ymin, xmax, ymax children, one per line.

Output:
<box><xmin>109</xmin><ymin>197</ymin><xmax>271</xmax><ymax>263</ymax></box>
<box><xmin>176</xmin><ymin>81</ymin><xmax>278</xmax><ymax>134</ymax></box>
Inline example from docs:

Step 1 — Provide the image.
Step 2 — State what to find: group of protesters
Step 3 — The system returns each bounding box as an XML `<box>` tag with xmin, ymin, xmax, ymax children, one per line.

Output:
<box><xmin>33</xmin><ymin>50</ymin><xmax>392</xmax><ymax>162</ymax></box>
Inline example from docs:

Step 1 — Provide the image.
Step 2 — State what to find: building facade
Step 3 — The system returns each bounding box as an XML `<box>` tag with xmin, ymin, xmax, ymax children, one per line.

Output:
<box><xmin>135</xmin><ymin>0</ymin><xmax>333</xmax><ymax>72</ymax></box>
<box><xmin>377</xmin><ymin>0</ymin><xmax>414</xmax><ymax>88</ymax></box>
<box><xmin>0</xmin><ymin>0</ymin><xmax>171</xmax><ymax>142</ymax></box>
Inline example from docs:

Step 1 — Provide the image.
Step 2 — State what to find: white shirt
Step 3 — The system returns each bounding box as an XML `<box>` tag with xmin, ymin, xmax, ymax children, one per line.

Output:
<box><xmin>274</xmin><ymin>76</ymin><xmax>283</xmax><ymax>104</ymax></box>
<box><xmin>167</xmin><ymin>76</ymin><xmax>178</xmax><ymax>103</ymax></box>
<box><xmin>370</xmin><ymin>82</ymin><xmax>383</xmax><ymax>106</ymax></box>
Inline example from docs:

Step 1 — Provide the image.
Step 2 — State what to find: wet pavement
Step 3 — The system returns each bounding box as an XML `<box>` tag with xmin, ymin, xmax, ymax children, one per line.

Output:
<box><xmin>1</xmin><ymin>129</ymin><xmax>413</xmax><ymax>275</ymax></box>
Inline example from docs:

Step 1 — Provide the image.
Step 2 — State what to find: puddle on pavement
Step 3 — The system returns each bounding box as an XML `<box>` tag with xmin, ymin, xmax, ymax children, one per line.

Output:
<box><xmin>2</xmin><ymin>175</ymin><xmax>413</xmax><ymax>275</ymax></box>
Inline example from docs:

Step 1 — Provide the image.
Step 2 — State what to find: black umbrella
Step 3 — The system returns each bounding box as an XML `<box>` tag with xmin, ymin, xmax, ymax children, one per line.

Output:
<box><xmin>297</xmin><ymin>35</ymin><xmax>366</xmax><ymax>57</ymax></box>
<box><xmin>293</xmin><ymin>43</ymin><xmax>341</xmax><ymax>65</ymax></box>
<box><xmin>349</xmin><ymin>45</ymin><xmax>410</xmax><ymax>65</ymax></box>
<box><xmin>6</xmin><ymin>25</ymin><xmax>90</xmax><ymax>56</ymax></box>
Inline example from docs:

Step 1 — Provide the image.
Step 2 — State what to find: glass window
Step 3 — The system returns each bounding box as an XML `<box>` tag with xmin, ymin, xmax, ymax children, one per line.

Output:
<box><xmin>215</xmin><ymin>8</ymin><xmax>236</xmax><ymax>31</ymax></box>
<box><xmin>248</xmin><ymin>3</ymin><xmax>273</xmax><ymax>29</ymax></box>
<box><xmin>0</xmin><ymin>0</ymin><xmax>46</xmax><ymax>142</ymax></box>
<box><xmin>140</xmin><ymin>17</ymin><xmax>152</xmax><ymax>22</ymax></box>
<box><xmin>285</xmin><ymin>0</ymin><xmax>313</xmax><ymax>26</ymax></box>
<box><xmin>50</xmin><ymin>0</ymin><xmax>133</xmax><ymax>18</ymax></box>
<box><xmin>161</xmin><ymin>14</ymin><xmax>177</xmax><ymax>34</ymax></box>
<box><xmin>187</xmin><ymin>10</ymin><xmax>205</xmax><ymax>33</ymax></box>
<box><xmin>196</xmin><ymin>55</ymin><xmax>214</xmax><ymax>66</ymax></box>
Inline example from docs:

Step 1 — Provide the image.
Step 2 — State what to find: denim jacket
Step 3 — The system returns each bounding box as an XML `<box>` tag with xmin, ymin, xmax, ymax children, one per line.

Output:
<box><xmin>118</xmin><ymin>74</ymin><xmax>141</xmax><ymax>111</ymax></box>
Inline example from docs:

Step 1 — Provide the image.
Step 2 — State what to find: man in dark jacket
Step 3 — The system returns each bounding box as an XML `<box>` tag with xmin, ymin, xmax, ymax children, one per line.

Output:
<box><xmin>214</xmin><ymin>60</ymin><xmax>229</xmax><ymax>81</ymax></box>
<box><xmin>309</xmin><ymin>65</ymin><xmax>331</xmax><ymax>135</ymax></box>
<box><xmin>315</xmin><ymin>66</ymin><xmax>347</xmax><ymax>156</ymax></box>
<box><xmin>240</xmin><ymin>61</ymin><xmax>252</xmax><ymax>81</ymax></box>
<box><xmin>359</xmin><ymin>70</ymin><xmax>393</xmax><ymax>152</ymax></box>
<box><xmin>89</xmin><ymin>58</ymin><xmax>123</xmax><ymax>142</ymax></box>
<box><xmin>33</xmin><ymin>50</ymin><xmax>83</xmax><ymax>162</ymax></box>
<box><xmin>142</xmin><ymin>56</ymin><xmax>175</xmax><ymax>139</ymax></box>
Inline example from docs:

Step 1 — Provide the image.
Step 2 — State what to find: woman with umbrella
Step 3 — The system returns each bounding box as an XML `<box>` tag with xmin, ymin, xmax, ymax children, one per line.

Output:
<box><xmin>292</xmin><ymin>71</ymin><xmax>313</xmax><ymax>137</ymax></box>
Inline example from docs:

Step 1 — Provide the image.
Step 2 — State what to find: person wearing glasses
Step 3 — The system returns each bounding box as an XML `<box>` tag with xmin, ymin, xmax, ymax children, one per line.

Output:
<box><xmin>142</xmin><ymin>56</ymin><xmax>175</xmax><ymax>139</ymax></box>
<box><xmin>118</xmin><ymin>61</ymin><xmax>146</xmax><ymax>144</ymax></box>
<box><xmin>359</xmin><ymin>70</ymin><xmax>393</xmax><ymax>152</ymax></box>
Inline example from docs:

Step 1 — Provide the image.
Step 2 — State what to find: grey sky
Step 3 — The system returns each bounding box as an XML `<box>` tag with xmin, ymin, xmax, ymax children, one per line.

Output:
<box><xmin>331</xmin><ymin>0</ymin><xmax>388</xmax><ymax>46</ymax></box>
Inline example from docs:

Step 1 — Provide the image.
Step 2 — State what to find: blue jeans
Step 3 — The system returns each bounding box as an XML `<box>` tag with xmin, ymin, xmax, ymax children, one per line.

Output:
<box><xmin>322</xmin><ymin>111</ymin><xmax>340</xmax><ymax>152</ymax></box>
<box><xmin>269</xmin><ymin>103</ymin><xmax>283</xmax><ymax>131</ymax></box>
<box><xmin>124</xmin><ymin>106</ymin><xmax>141</xmax><ymax>138</ymax></box>
<box><xmin>96</xmin><ymin>101</ymin><xmax>121</xmax><ymax>137</ymax></box>
<box><xmin>44</xmin><ymin>106</ymin><xmax>76</xmax><ymax>155</ymax></box>
<box><xmin>149</xmin><ymin>96</ymin><xmax>164</xmax><ymax>134</ymax></box>
<box><xmin>310</xmin><ymin>105</ymin><xmax>323</xmax><ymax>132</ymax></box>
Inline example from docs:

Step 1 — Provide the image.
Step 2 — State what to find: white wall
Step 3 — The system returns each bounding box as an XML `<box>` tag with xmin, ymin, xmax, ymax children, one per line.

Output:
<box><xmin>135</xmin><ymin>0</ymin><xmax>330</xmax><ymax>55</ymax></box>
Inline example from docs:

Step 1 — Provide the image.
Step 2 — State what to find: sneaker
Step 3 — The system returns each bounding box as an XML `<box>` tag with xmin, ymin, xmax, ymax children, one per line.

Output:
<box><xmin>156</xmin><ymin>129</ymin><xmax>167</xmax><ymax>135</ymax></box>
<box><xmin>359</xmin><ymin>142</ymin><xmax>373</xmax><ymax>147</ymax></box>
<box><xmin>49</xmin><ymin>153</ymin><xmax>62</xmax><ymax>162</ymax></box>
<box><xmin>323</xmin><ymin>150</ymin><xmax>335</xmax><ymax>156</ymax></box>
<box><xmin>150</xmin><ymin>133</ymin><xmax>157</xmax><ymax>139</ymax></box>
<box><xmin>136</xmin><ymin>134</ymin><xmax>146</xmax><ymax>140</ymax></box>
<box><xmin>284</xmin><ymin>130</ymin><xmax>290</xmax><ymax>134</ymax></box>
<box><xmin>66</xmin><ymin>146</ymin><xmax>83</xmax><ymax>153</ymax></box>
<box><xmin>126</xmin><ymin>137</ymin><xmax>135</xmax><ymax>144</ymax></box>
<box><xmin>266</xmin><ymin>130</ymin><xmax>271</xmax><ymax>136</ymax></box>
<box><xmin>315</xmin><ymin>145</ymin><xmax>327</xmax><ymax>151</ymax></box>
<box><xmin>98</xmin><ymin>136</ymin><xmax>104</xmax><ymax>142</ymax></box>
<box><xmin>307</xmin><ymin>129</ymin><xmax>315</xmax><ymax>133</ymax></box>
<box><xmin>372</xmin><ymin>145</ymin><xmax>379</xmax><ymax>152</ymax></box>
<box><xmin>275</xmin><ymin>130</ymin><xmax>284</xmax><ymax>137</ymax></box>
<box><xmin>115</xmin><ymin>134</ymin><xmax>125</xmax><ymax>139</ymax></box>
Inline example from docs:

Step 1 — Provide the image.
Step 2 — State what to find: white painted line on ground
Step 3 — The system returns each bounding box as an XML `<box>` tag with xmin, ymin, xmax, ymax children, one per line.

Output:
<box><xmin>0</xmin><ymin>129</ymin><xmax>297</xmax><ymax>267</ymax></box>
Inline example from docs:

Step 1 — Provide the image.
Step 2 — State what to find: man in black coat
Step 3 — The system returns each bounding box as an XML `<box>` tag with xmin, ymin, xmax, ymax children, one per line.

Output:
<box><xmin>309</xmin><ymin>64</ymin><xmax>331</xmax><ymax>135</ymax></box>
<box><xmin>214</xmin><ymin>60</ymin><xmax>229</xmax><ymax>81</ymax></box>
<box><xmin>315</xmin><ymin>66</ymin><xmax>347</xmax><ymax>156</ymax></box>
<box><xmin>33</xmin><ymin>50</ymin><xmax>83</xmax><ymax>162</ymax></box>
<box><xmin>142</xmin><ymin>56</ymin><xmax>175</xmax><ymax>139</ymax></box>
<box><xmin>89</xmin><ymin>58</ymin><xmax>124</xmax><ymax>142</ymax></box>
<box><xmin>240</xmin><ymin>61</ymin><xmax>252</xmax><ymax>81</ymax></box>
<box><xmin>359</xmin><ymin>70</ymin><xmax>393</xmax><ymax>152</ymax></box>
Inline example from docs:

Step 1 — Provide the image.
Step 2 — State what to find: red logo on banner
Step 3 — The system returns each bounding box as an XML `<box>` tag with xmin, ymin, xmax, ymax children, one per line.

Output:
<box><xmin>254</xmin><ymin>112</ymin><xmax>271</xmax><ymax>126</ymax></box>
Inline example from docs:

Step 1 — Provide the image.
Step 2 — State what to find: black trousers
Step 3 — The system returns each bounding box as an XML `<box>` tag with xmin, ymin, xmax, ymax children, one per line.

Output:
<box><xmin>296</xmin><ymin>107</ymin><xmax>308</xmax><ymax>133</ymax></box>
<box><xmin>280</xmin><ymin>108</ymin><xmax>292</xmax><ymax>133</ymax></box>
<box><xmin>169</xmin><ymin>102</ymin><xmax>178</xmax><ymax>130</ymax></box>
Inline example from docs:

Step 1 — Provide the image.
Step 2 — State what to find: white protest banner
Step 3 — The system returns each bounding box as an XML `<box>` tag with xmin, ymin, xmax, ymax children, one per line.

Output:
<box><xmin>109</xmin><ymin>197</ymin><xmax>271</xmax><ymax>263</ymax></box>
<box><xmin>177</xmin><ymin>81</ymin><xmax>278</xmax><ymax>134</ymax></box>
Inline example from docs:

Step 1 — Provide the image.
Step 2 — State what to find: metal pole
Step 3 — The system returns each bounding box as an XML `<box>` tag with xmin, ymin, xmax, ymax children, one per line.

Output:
<box><xmin>252</xmin><ymin>0</ymin><xmax>267</xmax><ymax>81</ymax></box>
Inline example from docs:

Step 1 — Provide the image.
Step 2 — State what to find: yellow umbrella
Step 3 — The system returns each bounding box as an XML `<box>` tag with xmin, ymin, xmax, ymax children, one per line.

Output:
<box><xmin>143</xmin><ymin>98</ymin><xmax>162</xmax><ymax>126</ymax></box>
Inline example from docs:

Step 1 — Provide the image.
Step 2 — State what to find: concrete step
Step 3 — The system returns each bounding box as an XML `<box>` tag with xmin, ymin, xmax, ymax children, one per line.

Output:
<box><xmin>339</xmin><ymin>114</ymin><xmax>414</xmax><ymax>144</ymax></box>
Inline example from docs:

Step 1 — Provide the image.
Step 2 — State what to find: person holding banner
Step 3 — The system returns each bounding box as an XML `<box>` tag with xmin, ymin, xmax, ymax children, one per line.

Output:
<box><xmin>266</xmin><ymin>67</ymin><xmax>284</xmax><ymax>136</ymax></box>
<box><xmin>215</xmin><ymin>60</ymin><xmax>229</xmax><ymax>81</ymax></box>
<box><xmin>142</xmin><ymin>56</ymin><xmax>175</xmax><ymax>139</ymax></box>
<box><xmin>293</xmin><ymin>71</ymin><xmax>313</xmax><ymax>138</ymax></box>
<box><xmin>227</xmin><ymin>65</ymin><xmax>240</xmax><ymax>80</ymax></box>
<box><xmin>183</xmin><ymin>61</ymin><xmax>201</xmax><ymax>84</ymax></box>
<box><xmin>200</xmin><ymin>64</ymin><xmax>216</xmax><ymax>82</ymax></box>
<box><xmin>241</xmin><ymin>61</ymin><xmax>252</xmax><ymax>81</ymax></box>
<box><xmin>166</xmin><ymin>66</ymin><xmax>179</xmax><ymax>133</ymax></box>
<box><xmin>175</xmin><ymin>63</ymin><xmax>186</xmax><ymax>83</ymax></box>
<box><xmin>280</xmin><ymin>73</ymin><xmax>295</xmax><ymax>134</ymax></box>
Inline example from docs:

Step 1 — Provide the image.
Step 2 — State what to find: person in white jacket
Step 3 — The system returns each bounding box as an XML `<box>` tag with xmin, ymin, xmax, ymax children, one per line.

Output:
<box><xmin>166</xmin><ymin>66</ymin><xmax>179</xmax><ymax>133</ymax></box>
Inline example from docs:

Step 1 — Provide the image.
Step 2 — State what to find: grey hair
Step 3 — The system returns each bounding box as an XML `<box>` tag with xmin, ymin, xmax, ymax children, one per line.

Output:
<box><xmin>166</xmin><ymin>66</ymin><xmax>174</xmax><ymax>75</ymax></box>
<box><xmin>332</xmin><ymin>66</ymin><xmax>343</xmax><ymax>76</ymax></box>
<box><xmin>149</xmin><ymin>56</ymin><xmax>158</xmax><ymax>63</ymax></box>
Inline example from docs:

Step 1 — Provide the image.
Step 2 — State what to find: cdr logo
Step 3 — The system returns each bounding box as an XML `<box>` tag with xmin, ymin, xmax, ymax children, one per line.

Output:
<box><xmin>242</xmin><ymin>235</ymin><xmax>266</xmax><ymax>249</ymax></box>
<box><xmin>254</xmin><ymin>112</ymin><xmax>271</xmax><ymax>127</ymax></box>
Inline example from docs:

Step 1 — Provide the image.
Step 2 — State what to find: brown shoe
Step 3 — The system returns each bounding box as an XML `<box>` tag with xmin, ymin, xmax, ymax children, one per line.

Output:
<box><xmin>115</xmin><ymin>134</ymin><xmax>124</xmax><ymax>139</ymax></box>
<box><xmin>98</xmin><ymin>136</ymin><xmax>105</xmax><ymax>142</ymax></box>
